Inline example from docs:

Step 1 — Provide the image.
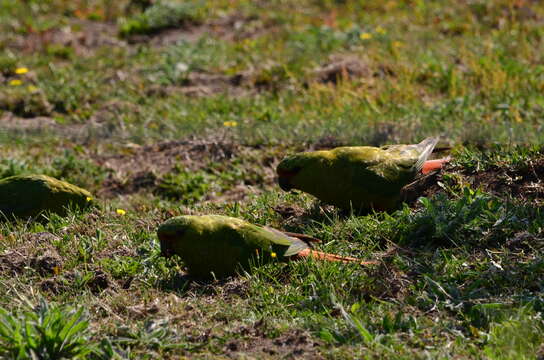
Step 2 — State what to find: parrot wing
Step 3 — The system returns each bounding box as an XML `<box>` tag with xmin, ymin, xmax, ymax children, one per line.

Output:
<box><xmin>380</xmin><ymin>137</ymin><xmax>439</xmax><ymax>173</ymax></box>
<box><xmin>412</xmin><ymin>137</ymin><xmax>440</xmax><ymax>173</ymax></box>
<box><xmin>262</xmin><ymin>226</ymin><xmax>310</xmax><ymax>257</ymax></box>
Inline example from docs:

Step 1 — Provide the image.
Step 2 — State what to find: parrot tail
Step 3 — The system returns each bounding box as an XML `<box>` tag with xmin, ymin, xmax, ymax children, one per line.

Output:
<box><xmin>295</xmin><ymin>248</ymin><xmax>378</xmax><ymax>265</ymax></box>
<box><xmin>414</xmin><ymin>137</ymin><xmax>440</xmax><ymax>173</ymax></box>
<box><xmin>422</xmin><ymin>157</ymin><xmax>451</xmax><ymax>174</ymax></box>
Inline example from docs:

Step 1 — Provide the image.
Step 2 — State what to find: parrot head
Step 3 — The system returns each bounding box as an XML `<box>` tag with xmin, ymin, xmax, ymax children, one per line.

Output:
<box><xmin>277</xmin><ymin>152</ymin><xmax>324</xmax><ymax>192</ymax></box>
<box><xmin>157</xmin><ymin>217</ymin><xmax>190</xmax><ymax>258</ymax></box>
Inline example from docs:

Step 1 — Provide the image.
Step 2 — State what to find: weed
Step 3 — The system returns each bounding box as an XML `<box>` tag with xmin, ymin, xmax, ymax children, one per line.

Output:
<box><xmin>119</xmin><ymin>1</ymin><xmax>206</xmax><ymax>37</ymax></box>
<box><xmin>0</xmin><ymin>298</ymin><xmax>93</xmax><ymax>359</ymax></box>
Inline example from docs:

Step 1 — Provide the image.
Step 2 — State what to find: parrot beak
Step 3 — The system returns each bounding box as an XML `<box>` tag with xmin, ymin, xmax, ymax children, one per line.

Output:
<box><xmin>277</xmin><ymin>167</ymin><xmax>300</xmax><ymax>191</ymax></box>
<box><xmin>158</xmin><ymin>234</ymin><xmax>174</xmax><ymax>258</ymax></box>
<box><xmin>278</xmin><ymin>175</ymin><xmax>293</xmax><ymax>191</ymax></box>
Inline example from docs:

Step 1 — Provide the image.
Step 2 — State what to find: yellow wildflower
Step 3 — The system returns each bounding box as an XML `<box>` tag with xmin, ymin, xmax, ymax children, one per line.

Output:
<box><xmin>223</xmin><ymin>121</ymin><xmax>238</xmax><ymax>127</ymax></box>
<box><xmin>513</xmin><ymin>109</ymin><xmax>523</xmax><ymax>123</ymax></box>
<box><xmin>9</xmin><ymin>79</ymin><xmax>22</xmax><ymax>86</ymax></box>
<box><xmin>375</xmin><ymin>26</ymin><xmax>386</xmax><ymax>35</ymax></box>
<box><xmin>116</xmin><ymin>209</ymin><xmax>126</xmax><ymax>215</ymax></box>
<box><xmin>271</xmin><ymin>252</ymin><xmax>277</xmax><ymax>258</ymax></box>
<box><xmin>86</xmin><ymin>196</ymin><xmax>93</xmax><ymax>202</ymax></box>
<box><xmin>360</xmin><ymin>32</ymin><xmax>372</xmax><ymax>40</ymax></box>
<box><xmin>27</xmin><ymin>85</ymin><xmax>39</xmax><ymax>92</ymax></box>
<box><xmin>15</xmin><ymin>67</ymin><xmax>29</xmax><ymax>75</ymax></box>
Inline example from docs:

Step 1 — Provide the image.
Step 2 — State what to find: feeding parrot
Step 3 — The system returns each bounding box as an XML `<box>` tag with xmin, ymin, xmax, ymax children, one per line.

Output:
<box><xmin>158</xmin><ymin>214</ymin><xmax>374</xmax><ymax>278</ymax></box>
<box><xmin>0</xmin><ymin>174</ymin><xmax>93</xmax><ymax>220</ymax></box>
<box><xmin>276</xmin><ymin>137</ymin><xmax>448</xmax><ymax>211</ymax></box>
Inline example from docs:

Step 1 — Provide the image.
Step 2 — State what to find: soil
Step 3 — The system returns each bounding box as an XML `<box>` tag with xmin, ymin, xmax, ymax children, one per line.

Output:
<box><xmin>467</xmin><ymin>158</ymin><xmax>544</xmax><ymax>200</ymax></box>
<box><xmin>94</xmin><ymin>138</ymin><xmax>282</xmax><ymax>199</ymax></box>
<box><xmin>0</xmin><ymin>112</ymin><xmax>117</xmax><ymax>142</ymax></box>
<box><xmin>0</xmin><ymin>232</ymin><xmax>62</xmax><ymax>276</ymax></box>
<box><xmin>29</xmin><ymin>250</ymin><xmax>63</xmax><ymax>276</ymax></box>
<box><xmin>312</xmin><ymin>54</ymin><xmax>396</xmax><ymax>85</ymax></box>
<box><xmin>11</xmin><ymin>20</ymin><xmax>125</xmax><ymax>56</ymax></box>
<box><xmin>7</xmin><ymin>12</ymin><xmax>277</xmax><ymax>56</ymax></box>
<box><xmin>313</xmin><ymin>55</ymin><xmax>371</xmax><ymax>84</ymax></box>
<box><xmin>224</xmin><ymin>324</ymin><xmax>322</xmax><ymax>359</ymax></box>
<box><xmin>404</xmin><ymin>158</ymin><xmax>544</xmax><ymax>206</ymax></box>
<box><xmin>126</xmin><ymin>13</ymin><xmax>279</xmax><ymax>46</ymax></box>
<box><xmin>40</xmin><ymin>266</ymin><xmax>117</xmax><ymax>295</ymax></box>
<box><xmin>146</xmin><ymin>70</ymin><xmax>253</xmax><ymax>98</ymax></box>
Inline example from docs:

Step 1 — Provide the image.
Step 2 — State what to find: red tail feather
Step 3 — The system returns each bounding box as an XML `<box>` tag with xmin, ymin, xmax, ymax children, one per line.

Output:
<box><xmin>422</xmin><ymin>157</ymin><xmax>450</xmax><ymax>174</ymax></box>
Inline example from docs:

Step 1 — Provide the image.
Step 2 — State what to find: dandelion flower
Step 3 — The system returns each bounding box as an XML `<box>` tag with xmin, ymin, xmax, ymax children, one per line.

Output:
<box><xmin>116</xmin><ymin>209</ymin><xmax>126</xmax><ymax>215</ymax></box>
<box><xmin>223</xmin><ymin>121</ymin><xmax>238</xmax><ymax>127</ymax></box>
<box><xmin>15</xmin><ymin>67</ymin><xmax>29</xmax><ymax>75</ymax></box>
<box><xmin>9</xmin><ymin>79</ymin><xmax>22</xmax><ymax>86</ymax></box>
<box><xmin>86</xmin><ymin>196</ymin><xmax>93</xmax><ymax>202</ymax></box>
<box><xmin>360</xmin><ymin>32</ymin><xmax>372</xmax><ymax>40</ymax></box>
<box><xmin>271</xmin><ymin>252</ymin><xmax>277</xmax><ymax>258</ymax></box>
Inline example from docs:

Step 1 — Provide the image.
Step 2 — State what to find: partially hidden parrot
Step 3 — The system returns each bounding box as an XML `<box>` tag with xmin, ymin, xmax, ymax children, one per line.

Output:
<box><xmin>0</xmin><ymin>174</ymin><xmax>93</xmax><ymax>220</ymax></box>
<box><xmin>276</xmin><ymin>137</ymin><xmax>448</xmax><ymax>211</ymax></box>
<box><xmin>158</xmin><ymin>215</ymin><xmax>375</xmax><ymax>278</ymax></box>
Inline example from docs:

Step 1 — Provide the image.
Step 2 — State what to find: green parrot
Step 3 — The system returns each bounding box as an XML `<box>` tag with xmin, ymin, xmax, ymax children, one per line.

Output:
<box><xmin>158</xmin><ymin>215</ymin><xmax>373</xmax><ymax>278</ymax></box>
<box><xmin>276</xmin><ymin>137</ymin><xmax>447</xmax><ymax>211</ymax></box>
<box><xmin>0</xmin><ymin>174</ymin><xmax>93</xmax><ymax>220</ymax></box>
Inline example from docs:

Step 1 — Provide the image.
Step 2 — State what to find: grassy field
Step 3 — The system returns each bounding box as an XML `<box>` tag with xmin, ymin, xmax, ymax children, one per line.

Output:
<box><xmin>0</xmin><ymin>0</ymin><xmax>543</xmax><ymax>358</ymax></box>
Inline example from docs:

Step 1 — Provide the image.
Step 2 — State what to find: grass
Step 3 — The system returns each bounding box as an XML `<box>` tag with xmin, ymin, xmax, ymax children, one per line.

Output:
<box><xmin>1</xmin><ymin>0</ymin><xmax>543</xmax><ymax>358</ymax></box>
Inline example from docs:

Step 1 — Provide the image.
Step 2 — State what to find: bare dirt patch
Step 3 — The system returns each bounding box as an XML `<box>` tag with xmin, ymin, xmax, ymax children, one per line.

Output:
<box><xmin>0</xmin><ymin>114</ymin><xmax>58</xmax><ymax>133</ymax></box>
<box><xmin>94</xmin><ymin>138</ymin><xmax>282</xmax><ymax>199</ymax></box>
<box><xmin>0</xmin><ymin>112</ymin><xmax>119</xmax><ymax>142</ymax></box>
<box><xmin>403</xmin><ymin>157</ymin><xmax>544</xmax><ymax>207</ymax></box>
<box><xmin>0</xmin><ymin>232</ymin><xmax>62</xmax><ymax>276</ymax></box>
<box><xmin>40</xmin><ymin>265</ymin><xmax>117</xmax><ymax>295</ymax></box>
<box><xmin>146</xmin><ymin>70</ymin><xmax>252</xmax><ymax>98</ymax></box>
<box><xmin>401</xmin><ymin>170</ymin><xmax>443</xmax><ymax>206</ymax></box>
<box><xmin>313</xmin><ymin>55</ymin><xmax>396</xmax><ymax>85</ymax></box>
<box><xmin>273</xmin><ymin>204</ymin><xmax>305</xmax><ymax>220</ymax></box>
<box><xmin>11</xmin><ymin>20</ymin><xmax>125</xmax><ymax>56</ymax></box>
<box><xmin>468</xmin><ymin>158</ymin><xmax>544</xmax><ymax>200</ymax></box>
<box><xmin>313</xmin><ymin>55</ymin><xmax>371</xmax><ymax>84</ymax></box>
<box><xmin>126</xmin><ymin>13</ymin><xmax>279</xmax><ymax>46</ymax></box>
<box><xmin>97</xmin><ymin>139</ymin><xmax>238</xmax><ymax>176</ymax></box>
<box><xmin>225</xmin><ymin>324</ymin><xmax>322</xmax><ymax>359</ymax></box>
